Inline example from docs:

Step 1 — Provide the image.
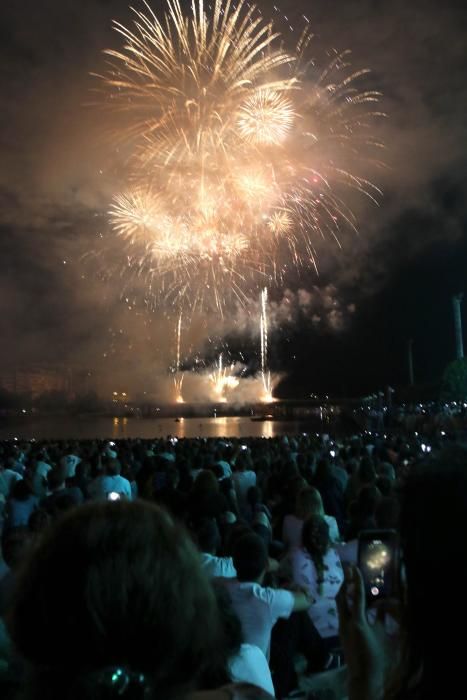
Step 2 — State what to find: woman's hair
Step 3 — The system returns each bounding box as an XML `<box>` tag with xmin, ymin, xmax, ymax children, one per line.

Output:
<box><xmin>193</xmin><ymin>469</ymin><xmax>219</xmax><ymax>494</ymax></box>
<box><xmin>301</xmin><ymin>515</ymin><xmax>330</xmax><ymax>594</ymax></box>
<box><xmin>7</xmin><ymin>501</ymin><xmax>224</xmax><ymax>700</ymax></box>
<box><xmin>295</xmin><ymin>486</ymin><xmax>324</xmax><ymax>519</ymax></box>
<box><xmin>386</xmin><ymin>447</ymin><xmax>467</xmax><ymax>699</ymax></box>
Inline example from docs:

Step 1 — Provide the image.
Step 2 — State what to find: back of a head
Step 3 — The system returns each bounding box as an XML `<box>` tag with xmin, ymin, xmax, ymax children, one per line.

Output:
<box><xmin>106</xmin><ymin>459</ymin><xmax>121</xmax><ymax>477</ymax></box>
<box><xmin>193</xmin><ymin>469</ymin><xmax>219</xmax><ymax>494</ymax></box>
<box><xmin>1</xmin><ymin>526</ymin><xmax>31</xmax><ymax>570</ymax></box>
<box><xmin>8</xmin><ymin>501</ymin><xmax>223</xmax><ymax>700</ymax></box>
<box><xmin>301</xmin><ymin>514</ymin><xmax>330</xmax><ymax>560</ymax></box>
<box><xmin>195</xmin><ymin>517</ymin><xmax>221</xmax><ymax>555</ymax></box>
<box><xmin>397</xmin><ymin>447</ymin><xmax>467</xmax><ymax>696</ymax></box>
<box><xmin>375</xmin><ymin>496</ymin><xmax>399</xmax><ymax>529</ymax></box>
<box><xmin>356</xmin><ymin>485</ymin><xmax>381</xmax><ymax>515</ymax></box>
<box><xmin>296</xmin><ymin>486</ymin><xmax>323</xmax><ymax>519</ymax></box>
<box><xmin>314</xmin><ymin>458</ymin><xmax>331</xmax><ymax>482</ymax></box>
<box><xmin>232</xmin><ymin>531</ymin><xmax>268</xmax><ymax>582</ymax></box>
<box><xmin>358</xmin><ymin>457</ymin><xmax>376</xmax><ymax>484</ymax></box>
<box><xmin>11</xmin><ymin>478</ymin><xmax>32</xmax><ymax>502</ymax></box>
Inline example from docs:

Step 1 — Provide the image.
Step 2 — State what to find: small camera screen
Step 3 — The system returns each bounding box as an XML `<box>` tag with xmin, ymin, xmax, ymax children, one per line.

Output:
<box><xmin>360</xmin><ymin>538</ymin><xmax>394</xmax><ymax>600</ymax></box>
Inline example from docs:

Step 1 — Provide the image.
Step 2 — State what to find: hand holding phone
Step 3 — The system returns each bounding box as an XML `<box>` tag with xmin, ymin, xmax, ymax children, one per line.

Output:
<box><xmin>358</xmin><ymin>529</ymin><xmax>399</xmax><ymax>604</ymax></box>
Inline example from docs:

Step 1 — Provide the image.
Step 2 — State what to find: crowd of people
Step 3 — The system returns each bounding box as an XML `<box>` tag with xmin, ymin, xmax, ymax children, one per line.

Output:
<box><xmin>0</xmin><ymin>427</ymin><xmax>465</xmax><ymax>699</ymax></box>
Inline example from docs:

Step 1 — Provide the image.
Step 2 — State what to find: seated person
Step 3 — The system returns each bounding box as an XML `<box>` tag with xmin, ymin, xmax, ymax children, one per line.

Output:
<box><xmin>290</xmin><ymin>514</ymin><xmax>344</xmax><ymax>648</ymax></box>
<box><xmin>222</xmin><ymin>532</ymin><xmax>311</xmax><ymax>659</ymax></box>
<box><xmin>196</xmin><ymin>518</ymin><xmax>237</xmax><ymax>579</ymax></box>
<box><xmin>88</xmin><ymin>459</ymin><xmax>132</xmax><ymax>501</ymax></box>
<box><xmin>282</xmin><ymin>486</ymin><xmax>340</xmax><ymax>550</ymax></box>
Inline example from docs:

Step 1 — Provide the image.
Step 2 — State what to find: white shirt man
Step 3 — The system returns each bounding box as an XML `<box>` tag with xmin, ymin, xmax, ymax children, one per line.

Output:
<box><xmin>223</xmin><ymin>579</ymin><xmax>295</xmax><ymax>658</ymax></box>
<box><xmin>223</xmin><ymin>531</ymin><xmax>311</xmax><ymax>659</ymax></box>
<box><xmin>35</xmin><ymin>460</ymin><xmax>53</xmax><ymax>480</ymax></box>
<box><xmin>89</xmin><ymin>474</ymin><xmax>132</xmax><ymax>500</ymax></box>
<box><xmin>60</xmin><ymin>454</ymin><xmax>81</xmax><ymax>479</ymax></box>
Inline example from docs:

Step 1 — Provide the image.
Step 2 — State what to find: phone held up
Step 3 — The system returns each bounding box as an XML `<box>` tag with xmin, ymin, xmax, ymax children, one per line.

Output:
<box><xmin>357</xmin><ymin>529</ymin><xmax>399</xmax><ymax>604</ymax></box>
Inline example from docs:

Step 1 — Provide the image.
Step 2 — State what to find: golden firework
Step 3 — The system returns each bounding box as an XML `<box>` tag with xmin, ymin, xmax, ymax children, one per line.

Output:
<box><xmin>98</xmin><ymin>0</ymin><xmax>384</xmax><ymax>312</ymax></box>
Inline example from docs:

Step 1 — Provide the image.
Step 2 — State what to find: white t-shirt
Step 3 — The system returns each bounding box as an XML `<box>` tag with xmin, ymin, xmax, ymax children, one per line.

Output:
<box><xmin>60</xmin><ymin>454</ymin><xmax>81</xmax><ymax>479</ymax></box>
<box><xmin>0</xmin><ymin>469</ymin><xmax>22</xmax><ymax>498</ymax></box>
<box><xmin>36</xmin><ymin>461</ymin><xmax>52</xmax><ymax>479</ymax></box>
<box><xmin>282</xmin><ymin>514</ymin><xmax>340</xmax><ymax>549</ymax></box>
<box><xmin>223</xmin><ymin>580</ymin><xmax>294</xmax><ymax>658</ymax></box>
<box><xmin>89</xmin><ymin>475</ymin><xmax>133</xmax><ymax>500</ymax></box>
<box><xmin>216</xmin><ymin>460</ymin><xmax>232</xmax><ymax>478</ymax></box>
<box><xmin>228</xmin><ymin>644</ymin><xmax>275</xmax><ymax>696</ymax></box>
<box><xmin>290</xmin><ymin>547</ymin><xmax>344</xmax><ymax>638</ymax></box>
<box><xmin>200</xmin><ymin>553</ymin><xmax>237</xmax><ymax>578</ymax></box>
<box><xmin>232</xmin><ymin>471</ymin><xmax>256</xmax><ymax>514</ymax></box>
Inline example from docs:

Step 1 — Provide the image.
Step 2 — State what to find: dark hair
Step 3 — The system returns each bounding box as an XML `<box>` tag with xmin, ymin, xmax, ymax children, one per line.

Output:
<box><xmin>301</xmin><ymin>515</ymin><xmax>330</xmax><ymax>594</ymax></box>
<box><xmin>386</xmin><ymin>448</ymin><xmax>467</xmax><ymax>699</ymax></box>
<box><xmin>193</xmin><ymin>470</ymin><xmax>219</xmax><ymax>494</ymax></box>
<box><xmin>375</xmin><ymin>497</ymin><xmax>399</xmax><ymax>529</ymax></box>
<box><xmin>195</xmin><ymin>518</ymin><xmax>221</xmax><ymax>554</ymax></box>
<box><xmin>106</xmin><ymin>459</ymin><xmax>121</xmax><ymax>477</ymax></box>
<box><xmin>358</xmin><ymin>457</ymin><xmax>376</xmax><ymax>484</ymax></box>
<box><xmin>1</xmin><ymin>526</ymin><xmax>31</xmax><ymax>570</ymax></box>
<box><xmin>232</xmin><ymin>532</ymin><xmax>268</xmax><ymax>582</ymax></box>
<box><xmin>8</xmin><ymin>501</ymin><xmax>224</xmax><ymax>700</ymax></box>
<box><xmin>10</xmin><ymin>478</ymin><xmax>33</xmax><ymax>501</ymax></box>
<box><xmin>295</xmin><ymin>486</ymin><xmax>323</xmax><ymax>519</ymax></box>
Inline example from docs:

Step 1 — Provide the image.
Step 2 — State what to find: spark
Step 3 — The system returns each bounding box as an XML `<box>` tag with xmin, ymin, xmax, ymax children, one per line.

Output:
<box><xmin>209</xmin><ymin>353</ymin><xmax>239</xmax><ymax>402</ymax></box>
<box><xmin>173</xmin><ymin>313</ymin><xmax>184</xmax><ymax>403</ymax></box>
<box><xmin>260</xmin><ymin>287</ymin><xmax>274</xmax><ymax>403</ymax></box>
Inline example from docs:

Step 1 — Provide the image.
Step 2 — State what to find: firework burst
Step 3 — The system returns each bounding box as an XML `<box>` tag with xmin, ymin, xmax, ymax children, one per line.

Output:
<box><xmin>209</xmin><ymin>353</ymin><xmax>239</xmax><ymax>402</ymax></box>
<box><xmin>173</xmin><ymin>313</ymin><xmax>184</xmax><ymax>403</ymax></box>
<box><xmin>99</xmin><ymin>0</ymin><xmax>384</xmax><ymax>313</ymax></box>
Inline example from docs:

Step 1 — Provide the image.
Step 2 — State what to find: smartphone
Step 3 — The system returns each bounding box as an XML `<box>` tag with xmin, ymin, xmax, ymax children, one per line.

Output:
<box><xmin>358</xmin><ymin>529</ymin><xmax>399</xmax><ymax>603</ymax></box>
<box><xmin>107</xmin><ymin>492</ymin><xmax>121</xmax><ymax>501</ymax></box>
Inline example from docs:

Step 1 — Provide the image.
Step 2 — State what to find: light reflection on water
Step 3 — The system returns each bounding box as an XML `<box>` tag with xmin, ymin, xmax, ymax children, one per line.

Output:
<box><xmin>0</xmin><ymin>415</ymin><xmax>310</xmax><ymax>441</ymax></box>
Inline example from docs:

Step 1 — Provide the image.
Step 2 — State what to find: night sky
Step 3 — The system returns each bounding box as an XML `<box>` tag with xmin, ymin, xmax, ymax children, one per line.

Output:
<box><xmin>1</xmin><ymin>0</ymin><xmax>466</xmax><ymax>399</ymax></box>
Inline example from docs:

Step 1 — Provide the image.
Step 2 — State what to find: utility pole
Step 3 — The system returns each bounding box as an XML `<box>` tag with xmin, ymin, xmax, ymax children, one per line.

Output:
<box><xmin>408</xmin><ymin>339</ymin><xmax>414</xmax><ymax>386</ymax></box>
<box><xmin>452</xmin><ymin>294</ymin><xmax>464</xmax><ymax>360</ymax></box>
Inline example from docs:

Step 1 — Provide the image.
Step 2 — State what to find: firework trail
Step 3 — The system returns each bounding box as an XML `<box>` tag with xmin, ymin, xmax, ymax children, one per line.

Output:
<box><xmin>209</xmin><ymin>353</ymin><xmax>239</xmax><ymax>402</ymax></box>
<box><xmin>99</xmin><ymin>0</ymin><xmax>384</xmax><ymax>313</ymax></box>
<box><xmin>260</xmin><ymin>287</ymin><xmax>273</xmax><ymax>402</ymax></box>
<box><xmin>173</xmin><ymin>313</ymin><xmax>184</xmax><ymax>402</ymax></box>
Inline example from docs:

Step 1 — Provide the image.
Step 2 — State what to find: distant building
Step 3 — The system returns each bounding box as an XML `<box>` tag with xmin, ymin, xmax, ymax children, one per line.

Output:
<box><xmin>0</xmin><ymin>366</ymin><xmax>96</xmax><ymax>399</ymax></box>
